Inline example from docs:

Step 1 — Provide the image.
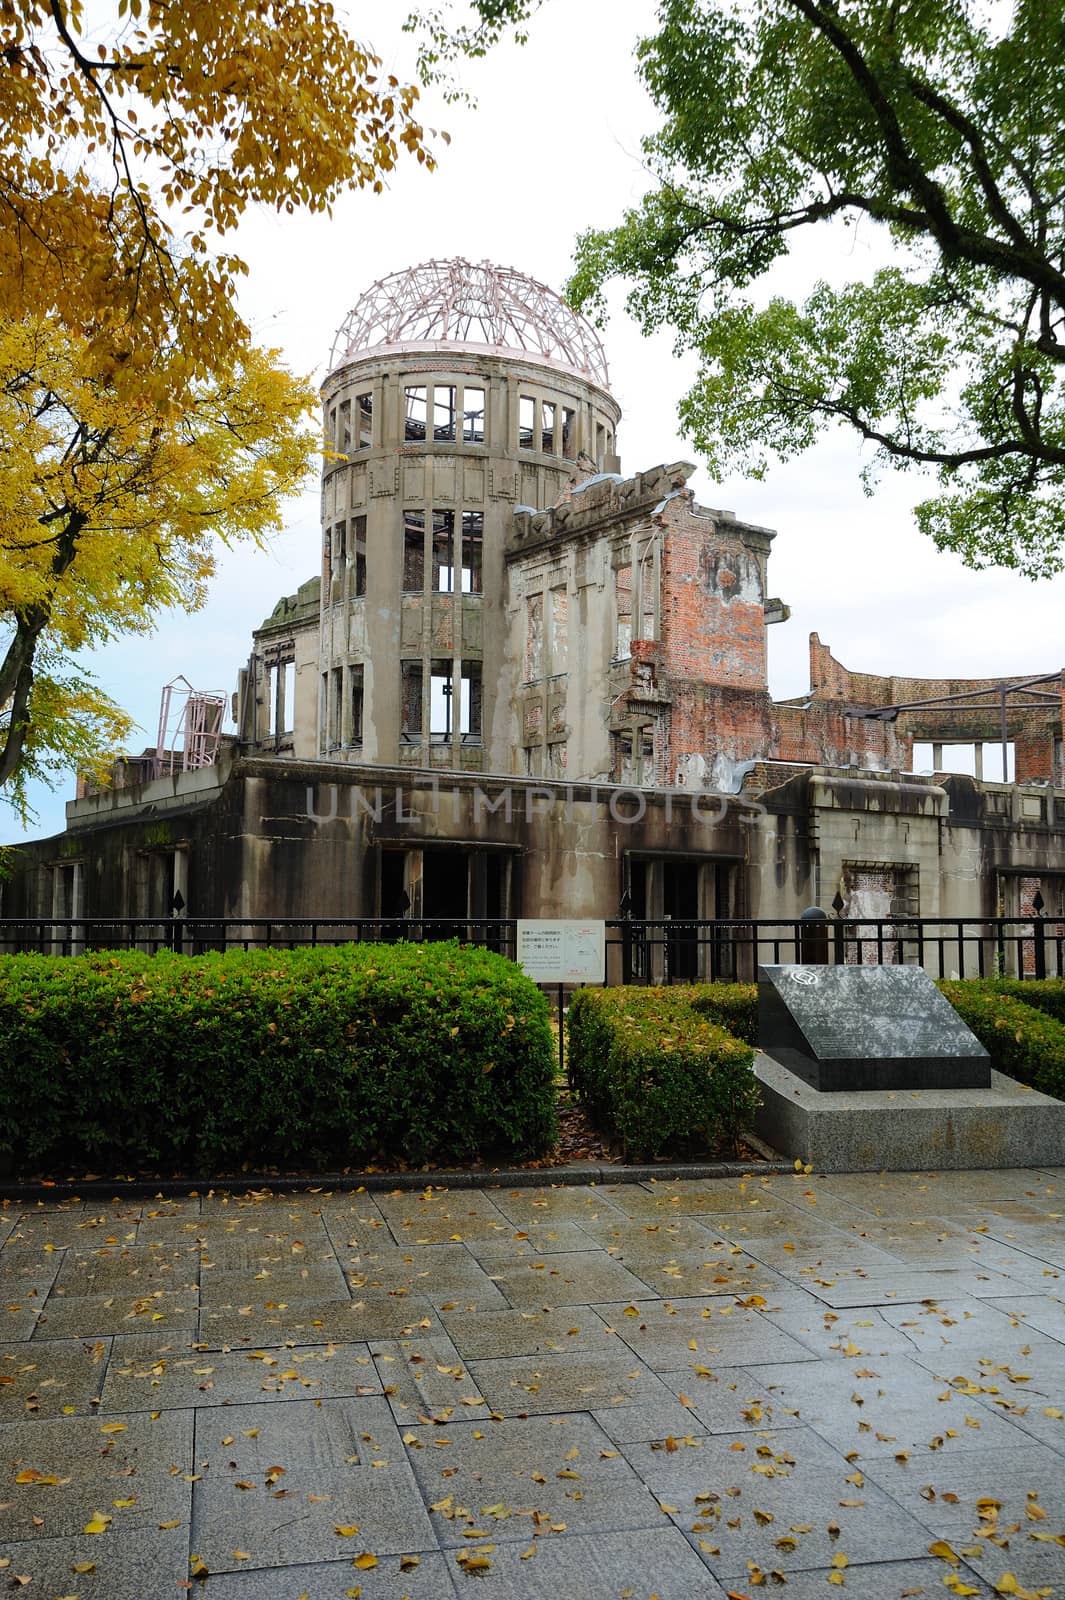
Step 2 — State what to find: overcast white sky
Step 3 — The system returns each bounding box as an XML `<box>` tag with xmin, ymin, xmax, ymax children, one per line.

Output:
<box><xmin>10</xmin><ymin>0</ymin><xmax>1065</xmax><ymax>841</ymax></box>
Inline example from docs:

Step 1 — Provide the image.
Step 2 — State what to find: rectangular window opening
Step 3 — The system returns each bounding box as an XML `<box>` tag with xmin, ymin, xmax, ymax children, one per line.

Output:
<box><xmin>615</xmin><ymin>564</ymin><xmax>632</xmax><ymax>659</ymax></box>
<box><xmin>519</xmin><ymin>395</ymin><xmax>536</xmax><ymax>450</ymax></box>
<box><xmin>461</xmin><ymin>662</ymin><xmax>482</xmax><ymax>738</ymax></box>
<box><xmin>541</xmin><ymin>400</ymin><xmax>556</xmax><ymax>454</ymax></box>
<box><xmin>403</xmin><ymin>510</ymin><xmax>425</xmax><ymax>591</ymax></box>
<box><xmin>338</xmin><ymin>399</ymin><xmax>351</xmax><ymax>455</ymax></box>
<box><xmin>353</xmin><ymin>514</ymin><xmax>367</xmax><ymax>596</ymax></box>
<box><xmin>430</xmin><ymin>661</ymin><xmax>455</xmax><ymax>738</ymax></box>
<box><xmin>331</xmin><ymin>667</ymin><xmax>343</xmax><ymax>749</ymax></box>
<box><xmin>562</xmin><ymin>406</ymin><xmax>576</xmax><ymax>459</ymax></box>
<box><xmin>401</xmin><ymin>661</ymin><xmax>423</xmax><ymax>738</ymax></box>
<box><xmin>265</xmin><ymin>663</ymin><xmax>277</xmax><ymax>737</ymax></box>
<box><xmin>433</xmin><ymin>509</ymin><xmax>456</xmax><ymax>593</ymax></box>
<box><xmin>357</xmin><ymin>392</ymin><xmax>372</xmax><ymax>450</ymax></box>
<box><xmin>525</xmin><ymin>592</ymin><xmax>544</xmax><ymax>681</ymax></box>
<box><xmin>349</xmin><ymin>665</ymin><xmax>364</xmax><ymax>744</ymax></box>
<box><xmin>463</xmin><ymin>387</ymin><xmax>485</xmax><ymax>443</ymax></box>
<box><xmin>332</xmin><ymin>522</ymin><xmax>346</xmax><ymax>596</ymax></box>
<box><xmin>434</xmin><ymin>385</ymin><xmax>458</xmax><ymax>442</ymax></box>
<box><xmin>404</xmin><ymin>386</ymin><xmax>427</xmax><ymax>442</ymax></box>
<box><xmin>595</xmin><ymin>422</ymin><xmax>606</xmax><ymax>468</ymax></box>
<box><xmin>461</xmin><ymin>510</ymin><xmax>483</xmax><ymax>594</ymax></box>
<box><xmin>281</xmin><ymin>661</ymin><xmax>296</xmax><ymax>735</ymax></box>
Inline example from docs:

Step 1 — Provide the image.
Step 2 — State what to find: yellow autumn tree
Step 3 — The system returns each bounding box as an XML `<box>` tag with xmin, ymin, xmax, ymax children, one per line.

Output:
<box><xmin>0</xmin><ymin>316</ymin><xmax>319</xmax><ymax>812</ymax></box>
<box><xmin>0</xmin><ymin>0</ymin><xmax>531</xmax><ymax>808</ymax></box>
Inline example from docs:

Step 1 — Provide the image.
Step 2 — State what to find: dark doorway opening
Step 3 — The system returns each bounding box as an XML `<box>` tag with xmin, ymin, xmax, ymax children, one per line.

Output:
<box><xmin>380</xmin><ymin>851</ymin><xmax>408</xmax><ymax>923</ymax></box>
<box><xmin>663</xmin><ymin>860</ymin><xmax>699</xmax><ymax>980</ymax></box>
<box><xmin>422</xmin><ymin>848</ymin><xmax>470</xmax><ymax>939</ymax></box>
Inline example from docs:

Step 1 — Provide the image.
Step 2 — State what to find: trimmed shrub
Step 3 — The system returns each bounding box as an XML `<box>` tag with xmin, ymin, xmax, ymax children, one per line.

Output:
<box><xmin>986</xmin><ymin>977</ymin><xmax>1065</xmax><ymax>1027</ymax></box>
<box><xmin>567</xmin><ymin>986</ymin><xmax>759</xmax><ymax>1159</ymax></box>
<box><xmin>690</xmin><ymin>981</ymin><xmax>759</xmax><ymax>1044</ymax></box>
<box><xmin>938</xmin><ymin>980</ymin><xmax>1065</xmax><ymax>1101</ymax></box>
<box><xmin>0</xmin><ymin>942</ymin><xmax>557</xmax><ymax>1173</ymax></box>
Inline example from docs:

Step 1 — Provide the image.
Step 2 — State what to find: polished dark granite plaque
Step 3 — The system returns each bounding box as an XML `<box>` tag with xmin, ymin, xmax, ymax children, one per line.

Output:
<box><xmin>757</xmin><ymin>964</ymin><xmax>991</xmax><ymax>1092</ymax></box>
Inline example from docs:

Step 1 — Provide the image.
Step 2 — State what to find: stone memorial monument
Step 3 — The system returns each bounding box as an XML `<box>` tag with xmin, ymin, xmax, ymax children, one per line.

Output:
<box><xmin>757</xmin><ymin>963</ymin><xmax>991</xmax><ymax>1092</ymax></box>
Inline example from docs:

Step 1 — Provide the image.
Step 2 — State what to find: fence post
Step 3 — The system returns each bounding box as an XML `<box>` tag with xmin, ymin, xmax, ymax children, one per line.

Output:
<box><xmin>831</xmin><ymin>890</ymin><xmax>845</xmax><ymax>966</ymax></box>
<box><xmin>1033</xmin><ymin>888</ymin><xmax>1047</xmax><ymax>980</ymax></box>
<box><xmin>798</xmin><ymin>905</ymin><xmax>829</xmax><ymax>965</ymax></box>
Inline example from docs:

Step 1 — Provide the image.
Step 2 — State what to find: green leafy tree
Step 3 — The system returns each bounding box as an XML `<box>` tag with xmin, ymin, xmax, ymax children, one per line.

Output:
<box><xmin>569</xmin><ymin>0</ymin><xmax>1065</xmax><ymax>577</ymax></box>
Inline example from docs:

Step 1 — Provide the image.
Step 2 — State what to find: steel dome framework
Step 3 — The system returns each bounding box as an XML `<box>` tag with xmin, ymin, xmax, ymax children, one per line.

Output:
<box><xmin>329</xmin><ymin>258</ymin><xmax>610</xmax><ymax>387</ymax></box>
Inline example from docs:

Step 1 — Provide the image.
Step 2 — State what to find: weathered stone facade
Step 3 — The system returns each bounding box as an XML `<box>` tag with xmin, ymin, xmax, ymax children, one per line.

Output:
<box><xmin>4</xmin><ymin>260</ymin><xmax>1065</xmax><ymax>943</ymax></box>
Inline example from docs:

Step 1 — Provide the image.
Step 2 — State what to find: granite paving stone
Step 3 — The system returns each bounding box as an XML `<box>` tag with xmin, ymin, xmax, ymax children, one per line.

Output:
<box><xmin>369</xmin><ymin>1333</ymin><xmax>491</xmax><ymax>1423</ymax></box>
<box><xmin>719</xmin><ymin>1557</ymin><xmax>996</xmax><ymax>1597</ymax></box>
<box><xmin>191</xmin><ymin>1394</ymin><xmax>436</xmax><ymax>1572</ymax></box>
<box><xmin>403</xmin><ymin>1413</ymin><xmax>663</xmax><ymax>1545</ymax></box>
<box><xmin>427</xmin><ymin>1526</ymin><xmax>730</xmax><ymax>1598</ymax></box>
<box><xmin>752</xmin><ymin>1351</ymin><xmax>1036</xmax><ymax>1457</ymax></box>
<box><xmin>484</xmin><ymin>1250</ymin><xmax>657</xmax><ymax>1307</ymax></box>
<box><xmin>621</xmin><ymin>1424</ymin><xmax>936</xmax><ymax>1578</ymax></box>
<box><xmin>197</xmin><ymin>1261</ymin><xmax>348</xmax><ymax>1307</ymax></box>
<box><xmin>34</xmin><ymin>1287</ymin><xmax>200</xmax><ymax>1339</ymax></box>
<box><xmin>862</xmin><ymin>1442</ymin><xmax>1065</xmax><ymax>1595</ymax></box>
<box><xmin>0</xmin><ymin>1172</ymin><xmax>1063</xmax><ymax>1599</ymax></box>
<box><xmin>0</xmin><ymin>1524</ymin><xmax>193</xmax><ymax>1599</ymax></box>
<box><xmin>342</xmin><ymin>1242</ymin><xmax>509</xmax><ymax>1307</ymax></box>
<box><xmin>0</xmin><ymin>1408</ymin><xmax>193</xmax><ymax>1540</ymax></box>
<box><xmin>599</xmin><ymin>1179</ymin><xmax>793</xmax><ymax>1218</ymax></box>
<box><xmin>53</xmin><ymin>1244</ymin><xmax>200</xmax><ymax>1297</ymax></box>
<box><xmin>460</xmin><ymin>1221</ymin><xmax>600</xmax><ymax>1258</ymax></box>
<box><xmin>103</xmin><ymin>1337</ymin><xmax>381</xmax><ymax>1411</ymax></box>
<box><xmin>756</xmin><ymin>1303</ymin><xmax>923</xmax><ymax>1359</ymax></box>
<box><xmin>198</xmin><ymin>1550</ymin><xmax>458</xmax><ymax>1597</ymax></box>
<box><xmin>466</xmin><ymin>1350</ymin><xmax>675</xmax><ymax>1418</ymax></box>
<box><xmin>198</xmin><ymin>1295</ymin><xmax>440</xmax><ymax>1348</ymax></box>
<box><xmin>486</xmin><ymin>1185</ymin><xmax>628</xmax><ymax>1227</ymax></box>
<box><xmin>0</xmin><ymin>1335</ymin><xmax>111</xmax><ymax>1417</ymax></box>
<box><xmin>598</xmin><ymin>1295</ymin><xmax>819</xmax><ymax>1370</ymax></box>
<box><xmin>438</xmin><ymin>1305</ymin><xmax>615</xmax><ymax>1360</ymax></box>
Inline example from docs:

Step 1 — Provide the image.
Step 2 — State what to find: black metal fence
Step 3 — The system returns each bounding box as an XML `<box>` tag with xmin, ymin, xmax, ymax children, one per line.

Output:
<box><xmin>1</xmin><ymin>913</ymin><xmax>1062</xmax><ymax>983</ymax></box>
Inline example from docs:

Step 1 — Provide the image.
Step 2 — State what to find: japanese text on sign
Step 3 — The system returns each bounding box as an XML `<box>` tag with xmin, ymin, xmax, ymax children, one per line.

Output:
<box><xmin>516</xmin><ymin>919</ymin><xmax>605</xmax><ymax>984</ymax></box>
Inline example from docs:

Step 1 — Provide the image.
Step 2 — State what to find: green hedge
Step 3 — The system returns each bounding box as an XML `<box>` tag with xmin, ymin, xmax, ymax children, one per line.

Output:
<box><xmin>985</xmin><ymin>978</ymin><xmax>1065</xmax><ymax>1027</ymax></box>
<box><xmin>567</xmin><ymin>987</ymin><xmax>759</xmax><ymax>1159</ymax></box>
<box><xmin>690</xmin><ymin>981</ymin><xmax>759</xmax><ymax>1044</ymax></box>
<box><xmin>939</xmin><ymin>980</ymin><xmax>1065</xmax><ymax>1101</ymax></box>
<box><xmin>0</xmin><ymin>942</ymin><xmax>558</xmax><ymax>1173</ymax></box>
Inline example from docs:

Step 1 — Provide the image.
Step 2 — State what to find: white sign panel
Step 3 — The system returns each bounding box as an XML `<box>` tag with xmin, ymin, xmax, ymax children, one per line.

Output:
<box><xmin>516</xmin><ymin>919</ymin><xmax>605</xmax><ymax>984</ymax></box>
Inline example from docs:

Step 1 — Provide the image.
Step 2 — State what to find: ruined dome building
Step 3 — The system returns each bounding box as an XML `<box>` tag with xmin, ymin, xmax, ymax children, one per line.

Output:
<box><xmin>6</xmin><ymin>260</ymin><xmax>1065</xmax><ymax>959</ymax></box>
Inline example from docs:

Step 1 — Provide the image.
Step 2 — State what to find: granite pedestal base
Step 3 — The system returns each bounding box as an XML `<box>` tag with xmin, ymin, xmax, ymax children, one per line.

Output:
<box><xmin>754</xmin><ymin>1050</ymin><xmax>1065</xmax><ymax>1172</ymax></box>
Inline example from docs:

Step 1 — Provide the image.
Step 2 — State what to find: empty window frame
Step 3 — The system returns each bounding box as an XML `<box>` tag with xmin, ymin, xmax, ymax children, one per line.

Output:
<box><xmin>319</xmin><ymin>672</ymin><xmax>328</xmax><ymax>752</ymax></box>
<box><xmin>352</xmin><ymin>514</ymin><xmax>367</xmax><ymax>596</ymax></box>
<box><xmin>401</xmin><ymin>661</ymin><xmax>423</xmax><ymax>737</ymax></box>
<box><xmin>463</xmin><ymin>387</ymin><xmax>486</xmax><ymax>443</ymax></box>
<box><xmin>461</xmin><ymin>511</ymin><xmax>483</xmax><ymax>594</ymax></box>
<box><xmin>433</xmin><ymin>385</ymin><xmax>458</xmax><ymax>442</ymax></box>
<box><xmin>331</xmin><ymin>521</ymin><xmax>346</xmax><ymax>595</ymax></box>
<box><xmin>404</xmin><ymin>386</ymin><xmax>427</xmax><ymax>442</ymax></box>
<box><xmin>357</xmin><ymin>392</ymin><xmax>372</xmax><ymax>449</ymax></box>
<box><xmin>595</xmin><ymin>422</ymin><xmax>606</xmax><ymax>467</ymax></box>
<box><xmin>338</xmin><ymin>399</ymin><xmax>352</xmax><ymax>454</ymax></box>
<box><xmin>432</xmin><ymin>509</ymin><xmax>456</xmax><ymax>593</ymax></box>
<box><xmin>525</xmin><ymin>593</ymin><xmax>544</xmax><ymax>680</ymax></box>
<box><xmin>461</xmin><ymin>662</ymin><xmax>482</xmax><ymax>738</ymax></box>
<box><xmin>265</xmin><ymin>662</ymin><xmax>277</xmax><ymax>736</ymax></box>
<box><xmin>403</xmin><ymin>510</ymin><xmax>425</xmax><ymax>591</ymax></box>
<box><xmin>541</xmin><ymin>400</ymin><xmax>556</xmax><ymax>454</ymax></box>
<box><xmin>430</xmin><ymin>660</ymin><xmax>455</xmax><ymax>737</ymax></box>
<box><xmin>550</xmin><ymin>586</ymin><xmax>568</xmax><ymax>673</ymax></box>
<box><xmin>280</xmin><ymin>660</ymin><xmax>296</xmax><ymax>735</ymax></box>
<box><xmin>519</xmin><ymin>394</ymin><xmax>536</xmax><ymax>450</ymax></box>
<box><xmin>331</xmin><ymin>666</ymin><xmax>343</xmax><ymax>748</ymax></box>
<box><xmin>561</xmin><ymin>406</ymin><xmax>576</xmax><ymax>459</ymax></box>
<box><xmin>615</xmin><ymin>565</ymin><xmax>632</xmax><ymax>659</ymax></box>
<box><xmin>349</xmin><ymin>665</ymin><xmax>364</xmax><ymax>744</ymax></box>
<box><xmin>912</xmin><ymin>740</ymin><xmax>1016</xmax><ymax>782</ymax></box>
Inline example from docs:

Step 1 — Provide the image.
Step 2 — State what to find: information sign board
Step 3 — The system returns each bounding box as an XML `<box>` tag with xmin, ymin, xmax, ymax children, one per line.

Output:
<box><xmin>516</xmin><ymin>919</ymin><xmax>605</xmax><ymax>984</ymax></box>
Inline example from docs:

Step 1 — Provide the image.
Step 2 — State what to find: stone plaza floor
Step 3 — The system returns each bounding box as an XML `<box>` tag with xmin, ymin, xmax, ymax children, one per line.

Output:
<box><xmin>2</xmin><ymin>1168</ymin><xmax>1065</xmax><ymax>1598</ymax></box>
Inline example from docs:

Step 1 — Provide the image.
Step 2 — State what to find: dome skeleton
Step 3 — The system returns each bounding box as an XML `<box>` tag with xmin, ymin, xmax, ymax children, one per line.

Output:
<box><xmin>329</xmin><ymin>257</ymin><xmax>610</xmax><ymax>386</ymax></box>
